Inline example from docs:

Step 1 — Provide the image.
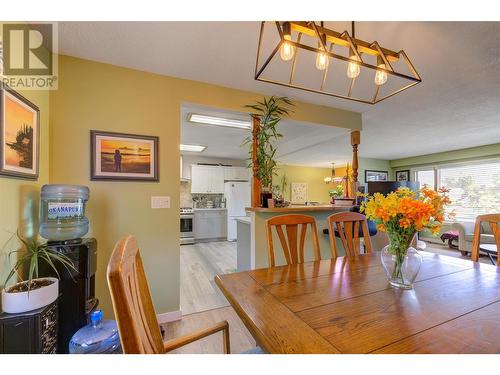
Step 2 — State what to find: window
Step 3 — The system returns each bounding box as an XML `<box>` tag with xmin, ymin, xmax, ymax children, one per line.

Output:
<box><xmin>415</xmin><ymin>169</ymin><xmax>436</xmax><ymax>190</ymax></box>
<box><xmin>413</xmin><ymin>160</ymin><xmax>500</xmax><ymax>221</ymax></box>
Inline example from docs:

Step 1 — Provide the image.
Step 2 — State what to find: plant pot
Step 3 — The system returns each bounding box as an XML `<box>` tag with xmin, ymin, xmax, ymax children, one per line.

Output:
<box><xmin>261</xmin><ymin>191</ymin><xmax>273</xmax><ymax>208</ymax></box>
<box><xmin>1</xmin><ymin>277</ymin><xmax>59</xmax><ymax>313</ymax></box>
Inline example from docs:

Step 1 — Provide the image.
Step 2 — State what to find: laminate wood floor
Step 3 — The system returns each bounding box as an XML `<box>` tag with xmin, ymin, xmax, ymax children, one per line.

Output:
<box><xmin>180</xmin><ymin>241</ymin><xmax>237</xmax><ymax>315</ymax></box>
<box><xmin>423</xmin><ymin>241</ymin><xmax>492</xmax><ymax>264</ymax></box>
<box><xmin>162</xmin><ymin>306</ymin><xmax>257</xmax><ymax>354</ymax></box>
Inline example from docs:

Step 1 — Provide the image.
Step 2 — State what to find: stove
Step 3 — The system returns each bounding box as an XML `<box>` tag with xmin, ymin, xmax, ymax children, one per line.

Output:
<box><xmin>180</xmin><ymin>207</ymin><xmax>194</xmax><ymax>245</ymax></box>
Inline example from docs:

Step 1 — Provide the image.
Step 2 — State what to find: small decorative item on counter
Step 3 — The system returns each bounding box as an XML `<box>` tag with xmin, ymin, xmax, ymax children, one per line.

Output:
<box><xmin>1</xmin><ymin>232</ymin><xmax>76</xmax><ymax>313</ymax></box>
<box><xmin>360</xmin><ymin>186</ymin><xmax>452</xmax><ymax>289</ymax></box>
<box><xmin>260</xmin><ymin>187</ymin><xmax>273</xmax><ymax>208</ymax></box>
<box><xmin>267</xmin><ymin>198</ymin><xmax>275</xmax><ymax>208</ymax></box>
<box><xmin>329</xmin><ymin>184</ymin><xmax>344</xmax><ymax>204</ymax></box>
<box><xmin>69</xmin><ymin>310</ymin><xmax>122</xmax><ymax>354</ymax></box>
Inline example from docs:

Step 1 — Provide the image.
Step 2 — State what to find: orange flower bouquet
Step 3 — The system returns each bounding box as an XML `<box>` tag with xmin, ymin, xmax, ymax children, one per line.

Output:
<box><xmin>360</xmin><ymin>186</ymin><xmax>452</xmax><ymax>289</ymax></box>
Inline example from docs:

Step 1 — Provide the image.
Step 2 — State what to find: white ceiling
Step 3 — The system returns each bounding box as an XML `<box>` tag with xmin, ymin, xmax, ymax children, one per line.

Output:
<box><xmin>180</xmin><ymin>104</ymin><xmax>351</xmax><ymax>167</ymax></box>
<box><xmin>59</xmin><ymin>21</ymin><xmax>500</xmax><ymax>161</ymax></box>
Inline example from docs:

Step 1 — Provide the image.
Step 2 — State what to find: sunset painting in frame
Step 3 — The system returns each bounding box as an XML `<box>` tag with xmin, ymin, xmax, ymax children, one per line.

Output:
<box><xmin>91</xmin><ymin>130</ymin><xmax>159</xmax><ymax>181</ymax></box>
<box><xmin>0</xmin><ymin>86</ymin><xmax>40</xmax><ymax>179</ymax></box>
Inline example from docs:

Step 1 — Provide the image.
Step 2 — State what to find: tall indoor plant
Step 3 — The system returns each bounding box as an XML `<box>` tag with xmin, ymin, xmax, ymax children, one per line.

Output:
<box><xmin>1</xmin><ymin>232</ymin><xmax>75</xmax><ymax>313</ymax></box>
<box><xmin>243</xmin><ymin>96</ymin><xmax>293</xmax><ymax>207</ymax></box>
<box><xmin>361</xmin><ymin>186</ymin><xmax>452</xmax><ymax>289</ymax></box>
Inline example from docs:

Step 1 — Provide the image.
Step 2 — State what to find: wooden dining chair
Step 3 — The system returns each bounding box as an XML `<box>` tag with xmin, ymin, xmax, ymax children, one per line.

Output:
<box><xmin>327</xmin><ymin>211</ymin><xmax>373</xmax><ymax>258</ymax></box>
<box><xmin>471</xmin><ymin>214</ymin><xmax>500</xmax><ymax>266</ymax></box>
<box><xmin>107</xmin><ymin>235</ymin><xmax>230</xmax><ymax>353</ymax></box>
<box><xmin>266</xmin><ymin>214</ymin><xmax>321</xmax><ymax>267</ymax></box>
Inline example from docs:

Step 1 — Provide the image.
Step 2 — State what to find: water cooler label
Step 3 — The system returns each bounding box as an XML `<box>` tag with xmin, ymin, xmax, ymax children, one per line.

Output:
<box><xmin>47</xmin><ymin>202</ymin><xmax>84</xmax><ymax>220</ymax></box>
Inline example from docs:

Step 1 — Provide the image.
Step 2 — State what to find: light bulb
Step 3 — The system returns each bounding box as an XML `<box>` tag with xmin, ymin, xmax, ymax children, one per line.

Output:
<box><xmin>315</xmin><ymin>52</ymin><xmax>329</xmax><ymax>70</ymax></box>
<box><xmin>346</xmin><ymin>55</ymin><xmax>360</xmax><ymax>79</ymax></box>
<box><xmin>280</xmin><ymin>37</ymin><xmax>295</xmax><ymax>61</ymax></box>
<box><xmin>374</xmin><ymin>63</ymin><xmax>388</xmax><ymax>85</ymax></box>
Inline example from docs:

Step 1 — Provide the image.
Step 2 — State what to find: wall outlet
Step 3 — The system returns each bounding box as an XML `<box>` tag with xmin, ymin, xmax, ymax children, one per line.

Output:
<box><xmin>151</xmin><ymin>196</ymin><xmax>170</xmax><ymax>209</ymax></box>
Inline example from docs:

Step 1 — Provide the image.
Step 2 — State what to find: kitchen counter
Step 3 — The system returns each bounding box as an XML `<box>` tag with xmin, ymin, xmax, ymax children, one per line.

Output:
<box><xmin>193</xmin><ymin>207</ymin><xmax>227</xmax><ymax>211</ymax></box>
<box><xmin>245</xmin><ymin>204</ymin><xmax>354</xmax><ymax>213</ymax></box>
<box><xmin>246</xmin><ymin>204</ymin><xmax>353</xmax><ymax>268</ymax></box>
<box><xmin>235</xmin><ymin>216</ymin><xmax>251</xmax><ymax>224</ymax></box>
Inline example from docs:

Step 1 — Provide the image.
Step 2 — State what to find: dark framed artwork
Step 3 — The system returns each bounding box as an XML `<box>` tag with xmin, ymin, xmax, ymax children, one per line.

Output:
<box><xmin>365</xmin><ymin>170</ymin><xmax>389</xmax><ymax>182</ymax></box>
<box><xmin>90</xmin><ymin>130</ymin><xmax>159</xmax><ymax>181</ymax></box>
<box><xmin>0</xmin><ymin>85</ymin><xmax>40</xmax><ymax>179</ymax></box>
<box><xmin>396</xmin><ymin>170</ymin><xmax>410</xmax><ymax>182</ymax></box>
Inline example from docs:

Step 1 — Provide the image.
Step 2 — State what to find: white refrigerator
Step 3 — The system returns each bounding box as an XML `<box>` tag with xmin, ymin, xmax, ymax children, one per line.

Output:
<box><xmin>224</xmin><ymin>181</ymin><xmax>251</xmax><ymax>241</ymax></box>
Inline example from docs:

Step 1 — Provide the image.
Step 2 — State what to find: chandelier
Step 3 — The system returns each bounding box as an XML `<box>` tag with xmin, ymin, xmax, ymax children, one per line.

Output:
<box><xmin>254</xmin><ymin>21</ymin><xmax>421</xmax><ymax>104</ymax></box>
<box><xmin>324</xmin><ymin>163</ymin><xmax>343</xmax><ymax>184</ymax></box>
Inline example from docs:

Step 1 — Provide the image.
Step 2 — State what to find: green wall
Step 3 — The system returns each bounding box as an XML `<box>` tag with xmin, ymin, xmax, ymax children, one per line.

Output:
<box><xmin>273</xmin><ymin>158</ymin><xmax>393</xmax><ymax>204</ymax></box>
<box><xmin>359</xmin><ymin>157</ymin><xmax>393</xmax><ymax>183</ymax></box>
<box><xmin>391</xmin><ymin>143</ymin><xmax>500</xmax><ymax>170</ymax></box>
<box><xmin>0</xmin><ymin>90</ymin><xmax>50</xmax><ymax>301</ymax></box>
<box><xmin>273</xmin><ymin>164</ymin><xmax>345</xmax><ymax>203</ymax></box>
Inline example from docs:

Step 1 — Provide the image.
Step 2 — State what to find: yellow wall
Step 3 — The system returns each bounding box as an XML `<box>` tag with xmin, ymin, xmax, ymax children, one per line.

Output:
<box><xmin>0</xmin><ymin>89</ymin><xmax>50</xmax><ymax>295</ymax></box>
<box><xmin>274</xmin><ymin>164</ymin><xmax>346</xmax><ymax>203</ymax></box>
<box><xmin>49</xmin><ymin>55</ymin><xmax>362</xmax><ymax>317</ymax></box>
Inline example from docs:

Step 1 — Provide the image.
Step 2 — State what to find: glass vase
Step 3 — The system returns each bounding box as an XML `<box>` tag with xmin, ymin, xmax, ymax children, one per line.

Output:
<box><xmin>381</xmin><ymin>240</ymin><xmax>422</xmax><ymax>290</ymax></box>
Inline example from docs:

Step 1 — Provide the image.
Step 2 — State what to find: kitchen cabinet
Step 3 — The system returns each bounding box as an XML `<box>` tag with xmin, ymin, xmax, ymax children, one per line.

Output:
<box><xmin>193</xmin><ymin>209</ymin><xmax>227</xmax><ymax>240</ymax></box>
<box><xmin>180</xmin><ymin>156</ymin><xmax>188</xmax><ymax>181</ymax></box>
<box><xmin>191</xmin><ymin>165</ymin><xmax>224</xmax><ymax>193</ymax></box>
<box><xmin>224</xmin><ymin>166</ymin><xmax>249</xmax><ymax>181</ymax></box>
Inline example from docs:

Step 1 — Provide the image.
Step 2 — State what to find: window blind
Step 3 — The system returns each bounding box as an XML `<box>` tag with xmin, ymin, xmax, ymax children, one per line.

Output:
<box><xmin>438</xmin><ymin>161</ymin><xmax>500</xmax><ymax>221</ymax></box>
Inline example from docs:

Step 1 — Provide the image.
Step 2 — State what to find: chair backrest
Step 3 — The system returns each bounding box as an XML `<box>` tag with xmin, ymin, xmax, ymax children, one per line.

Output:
<box><xmin>106</xmin><ymin>235</ymin><xmax>165</xmax><ymax>353</ymax></box>
<box><xmin>471</xmin><ymin>214</ymin><xmax>500</xmax><ymax>266</ymax></box>
<box><xmin>266</xmin><ymin>214</ymin><xmax>321</xmax><ymax>267</ymax></box>
<box><xmin>327</xmin><ymin>211</ymin><xmax>373</xmax><ymax>258</ymax></box>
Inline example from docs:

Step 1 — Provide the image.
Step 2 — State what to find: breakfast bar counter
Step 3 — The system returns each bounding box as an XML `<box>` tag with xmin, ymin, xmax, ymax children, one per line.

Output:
<box><xmin>245</xmin><ymin>204</ymin><xmax>355</xmax><ymax>213</ymax></box>
<box><xmin>244</xmin><ymin>204</ymin><xmax>353</xmax><ymax>269</ymax></box>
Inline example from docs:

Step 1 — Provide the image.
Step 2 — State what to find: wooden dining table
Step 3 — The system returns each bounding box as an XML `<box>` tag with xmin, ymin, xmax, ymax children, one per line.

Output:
<box><xmin>215</xmin><ymin>251</ymin><xmax>500</xmax><ymax>354</ymax></box>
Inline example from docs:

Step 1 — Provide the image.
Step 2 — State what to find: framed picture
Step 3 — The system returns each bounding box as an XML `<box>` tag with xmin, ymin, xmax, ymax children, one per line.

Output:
<box><xmin>291</xmin><ymin>182</ymin><xmax>308</xmax><ymax>204</ymax></box>
<box><xmin>396</xmin><ymin>170</ymin><xmax>410</xmax><ymax>182</ymax></box>
<box><xmin>365</xmin><ymin>170</ymin><xmax>389</xmax><ymax>182</ymax></box>
<box><xmin>91</xmin><ymin>130</ymin><xmax>159</xmax><ymax>181</ymax></box>
<box><xmin>0</xmin><ymin>85</ymin><xmax>40</xmax><ymax>179</ymax></box>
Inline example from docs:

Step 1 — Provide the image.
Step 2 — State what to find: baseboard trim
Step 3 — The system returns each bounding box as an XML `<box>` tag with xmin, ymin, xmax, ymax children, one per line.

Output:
<box><xmin>157</xmin><ymin>310</ymin><xmax>182</xmax><ymax>323</ymax></box>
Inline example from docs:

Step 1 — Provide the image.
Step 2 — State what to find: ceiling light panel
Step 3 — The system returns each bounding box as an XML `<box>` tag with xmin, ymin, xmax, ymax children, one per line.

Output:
<box><xmin>180</xmin><ymin>144</ymin><xmax>207</xmax><ymax>152</ymax></box>
<box><xmin>188</xmin><ymin>113</ymin><xmax>251</xmax><ymax>130</ymax></box>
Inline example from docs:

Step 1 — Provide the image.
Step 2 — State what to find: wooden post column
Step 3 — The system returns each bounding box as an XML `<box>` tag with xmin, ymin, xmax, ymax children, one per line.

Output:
<box><xmin>350</xmin><ymin>130</ymin><xmax>360</xmax><ymax>198</ymax></box>
<box><xmin>251</xmin><ymin>115</ymin><xmax>261</xmax><ymax>207</ymax></box>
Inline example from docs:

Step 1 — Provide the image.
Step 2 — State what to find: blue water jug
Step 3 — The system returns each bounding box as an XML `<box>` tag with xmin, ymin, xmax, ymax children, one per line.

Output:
<box><xmin>69</xmin><ymin>310</ymin><xmax>122</xmax><ymax>354</ymax></box>
<box><xmin>40</xmin><ymin>184</ymin><xmax>90</xmax><ymax>241</ymax></box>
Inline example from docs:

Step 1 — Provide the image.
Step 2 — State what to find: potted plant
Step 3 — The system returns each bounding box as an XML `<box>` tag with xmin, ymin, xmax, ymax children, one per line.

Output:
<box><xmin>1</xmin><ymin>232</ymin><xmax>75</xmax><ymax>314</ymax></box>
<box><xmin>243</xmin><ymin>96</ymin><xmax>293</xmax><ymax>208</ymax></box>
<box><xmin>361</xmin><ymin>187</ymin><xmax>452</xmax><ymax>289</ymax></box>
<box><xmin>329</xmin><ymin>184</ymin><xmax>344</xmax><ymax>204</ymax></box>
<box><xmin>271</xmin><ymin>174</ymin><xmax>290</xmax><ymax>208</ymax></box>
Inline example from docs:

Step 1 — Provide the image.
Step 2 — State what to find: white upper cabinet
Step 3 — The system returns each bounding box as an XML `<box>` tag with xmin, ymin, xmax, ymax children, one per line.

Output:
<box><xmin>191</xmin><ymin>165</ymin><xmax>225</xmax><ymax>193</ymax></box>
<box><xmin>223</xmin><ymin>166</ymin><xmax>249</xmax><ymax>181</ymax></box>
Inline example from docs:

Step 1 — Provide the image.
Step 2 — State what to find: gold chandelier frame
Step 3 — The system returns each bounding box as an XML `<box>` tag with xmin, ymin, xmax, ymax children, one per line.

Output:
<box><xmin>255</xmin><ymin>21</ymin><xmax>422</xmax><ymax>105</ymax></box>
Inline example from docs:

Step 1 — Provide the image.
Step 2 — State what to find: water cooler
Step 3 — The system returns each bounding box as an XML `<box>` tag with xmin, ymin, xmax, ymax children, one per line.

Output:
<box><xmin>42</xmin><ymin>238</ymin><xmax>97</xmax><ymax>353</ymax></box>
<box><xmin>38</xmin><ymin>185</ymin><xmax>98</xmax><ymax>353</ymax></box>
